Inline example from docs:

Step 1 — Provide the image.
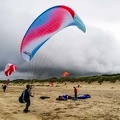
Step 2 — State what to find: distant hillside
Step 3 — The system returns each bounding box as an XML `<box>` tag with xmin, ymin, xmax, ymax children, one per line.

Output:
<box><xmin>1</xmin><ymin>73</ymin><xmax>120</xmax><ymax>84</ymax></box>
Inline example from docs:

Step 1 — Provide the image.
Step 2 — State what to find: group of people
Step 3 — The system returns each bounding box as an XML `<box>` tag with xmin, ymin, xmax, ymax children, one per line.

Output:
<box><xmin>21</xmin><ymin>85</ymin><xmax>78</xmax><ymax>113</ymax></box>
<box><xmin>2</xmin><ymin>81</ymin><xmax>34</xmax><ymax>113</ymax></box>
<box><xmin>2</xmin><ymin>81</ymin><xmax>78</xmax><ymax>113</ymax></box>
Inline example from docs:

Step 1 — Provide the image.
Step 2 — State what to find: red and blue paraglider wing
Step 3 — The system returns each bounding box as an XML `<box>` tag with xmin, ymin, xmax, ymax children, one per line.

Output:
<box><xmin>20</xmin><ymin>5</ymin><xmax>86</xmax><ymax>62</ymax></box>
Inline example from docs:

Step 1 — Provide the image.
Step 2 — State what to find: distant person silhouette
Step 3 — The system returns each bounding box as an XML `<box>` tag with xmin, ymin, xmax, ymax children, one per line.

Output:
<box><xmin>2</xmin><ymin>84</ymin><xmax>7</xmax><ymax>92</ymax></box>
<box><xmin>73</xmin><ymin>87</ymin><xmax>77</xmax><ymax>98</ymax></box>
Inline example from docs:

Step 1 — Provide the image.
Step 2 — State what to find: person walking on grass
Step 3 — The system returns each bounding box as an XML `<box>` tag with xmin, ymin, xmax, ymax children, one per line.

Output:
<box><xmin>23</xmin><ymin>84</ymin><xmax>34</xmax><ymax>113</ymax></box>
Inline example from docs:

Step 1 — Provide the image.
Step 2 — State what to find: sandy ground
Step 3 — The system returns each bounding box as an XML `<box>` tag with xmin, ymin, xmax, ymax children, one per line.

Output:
<box><xmin>0</xmin><ymin>81</ymin><xmax>120</xmax><ymax>120</ymax></box>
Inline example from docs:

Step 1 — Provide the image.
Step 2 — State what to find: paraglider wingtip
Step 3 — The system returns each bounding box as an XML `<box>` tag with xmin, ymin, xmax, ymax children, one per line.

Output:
<box><xmin>83</xmin><ymin>28</ymin><xmax>86</xmax><ymax>33</ymax></box>
<box><xmin>74</xmin><ymin>13</ymin><xmax>86</xmax><ymax>33</ymax></box>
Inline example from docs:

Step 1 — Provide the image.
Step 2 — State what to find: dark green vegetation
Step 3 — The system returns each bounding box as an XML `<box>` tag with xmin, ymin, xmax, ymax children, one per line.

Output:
<box><xmin>0</xmin><ymin>73</ymin><xmax>120</xmax><ymax>84</ymax></box>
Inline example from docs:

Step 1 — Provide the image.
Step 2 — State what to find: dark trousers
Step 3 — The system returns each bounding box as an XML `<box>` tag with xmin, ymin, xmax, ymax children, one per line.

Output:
<box><xmin>74</xmin><ymin>92</ymin><xmax>77</xmax><ymax>98</ymax></box>
<box><xmin>24</xmin><ymin>99</ymin><xmax>30</xmax><ymax>111</ymax></box>
<box><xmin>3</xmin><ymin>85</ymin><xmax>7</xmax><ymax>92</ymax></box>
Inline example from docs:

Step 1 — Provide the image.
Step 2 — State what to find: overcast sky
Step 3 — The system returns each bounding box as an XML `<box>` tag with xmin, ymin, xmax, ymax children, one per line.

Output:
<box><xmin>1</xmin><ymin>0</ymin><xmax>120</xmax><ymax>80</ymax></box>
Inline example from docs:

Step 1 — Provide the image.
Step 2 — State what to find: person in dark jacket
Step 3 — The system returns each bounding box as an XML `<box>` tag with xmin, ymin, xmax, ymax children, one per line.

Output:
<box><xmin>23</xmin><ymin>84</ymin><xmax>34</xmax><ymax>113</ymax></box>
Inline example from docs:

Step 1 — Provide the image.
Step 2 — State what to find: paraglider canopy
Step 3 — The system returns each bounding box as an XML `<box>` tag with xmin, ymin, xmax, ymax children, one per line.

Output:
<box><xmin>4</xmin><ymin>63</ymin><xmax>17</xmax><ymax>76</ymax></box>
<box><xmin>20</xmin><ymin>5</ymin><xmax>86</xmax><ymax>62</ymax></box>
<box><xmin>62</xmin><ymin>71</ymin><xmax>69</xmax><ymax>77</ymax></box>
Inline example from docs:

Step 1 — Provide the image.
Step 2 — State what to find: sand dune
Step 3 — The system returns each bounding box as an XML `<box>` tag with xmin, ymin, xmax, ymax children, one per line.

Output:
<box><xmin>0</xmin><ymin>82</ymin><xmax>120</xmax><ymax>120</ymax></box>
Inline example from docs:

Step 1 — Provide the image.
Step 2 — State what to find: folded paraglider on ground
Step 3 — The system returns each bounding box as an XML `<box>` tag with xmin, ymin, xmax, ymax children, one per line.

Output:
<box><xmin>56</xmin><ymin>94</ymin><xmax>91</xmax><ymax>101</ymax></box>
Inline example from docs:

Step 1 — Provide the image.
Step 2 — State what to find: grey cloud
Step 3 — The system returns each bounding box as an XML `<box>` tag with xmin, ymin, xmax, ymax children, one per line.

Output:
<box><xmin>15</xmin><ymin>26</ymin><xmax>120</xmax><ymax>79</ymax></box>
<box><xmin>1</xmin><ymin>0</ymin><xmax>120</xmax><ymax>80</ymax></box>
